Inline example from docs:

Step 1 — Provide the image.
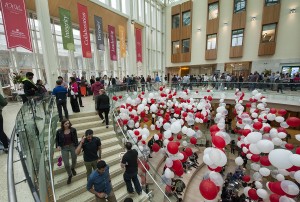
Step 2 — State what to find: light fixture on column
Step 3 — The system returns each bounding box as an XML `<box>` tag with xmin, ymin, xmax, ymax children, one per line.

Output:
<box><xmin>223</xmin><ymin>22</ymin><xmax>228</xmax><ymax>26</ymax></box>
<box><xmin>197</xmin><ymin>27</ymin><xmax>201</xmax><ymax>32</ymax></box>
<box><xmin>131</xmin><ymin>20</ymin><xmax>135</xmax><ymax>24</ymax></box>
<box><xmin>289</xmin><ymin>8</ymin><xmax>296</xmax><ymax>14</ymax></box>
<box><xmin>251</xmin><ymin>16</ymin><xmax>257</xmax><ymax>21</ymax></box>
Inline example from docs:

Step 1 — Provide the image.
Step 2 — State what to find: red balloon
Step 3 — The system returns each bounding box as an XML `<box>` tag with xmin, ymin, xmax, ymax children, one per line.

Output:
<box><xmin>165</xmin><ymin>185</ymin><xmax>172</xmax><ymax>193</ymax></box>
<box><xmin>208</xmin><ymin>166</ymin><xmax>222</xmax><ymax>172</ymax></box>
<box><xmin>286</xmin><ymin>165</ymin><xmax>300</xmax><ymax>172</ymax></box>
<box><xmin>140</xmin><ymin>174</ymin><xmax>146</xmax><ymax>185</ymax></box>
<box><xmin>285</xmin><ymin>143</ymin><xmax>294</xmax><ymax>150</ymax></box>
<box><xmin>140</xmin><ymin>111</ymin><xmax>146</xmax><ymax>118</ymax></box>
<box><xmin>286</xmin><ymin>117</ymin><xmax>300</xmax><ymax>127</ymax></box>
<box><xmin>168</xmin><ymin>136</ymin><xmax>174</xmax><ymax>141</ymax></box>
<box><xmin>210</xmin><ymin>125</ymin><xmax>220</xmax><ymax>133</ymax></box>
<box><xmin>199</xmin><ymin>180</ymin><xmax>219</xmax><ymax>200</ymax></box>
<box><xmin>134</xmin><ymin>130</ymin><xmax>140</xmax><ymax>136</ymax></box>
<box><xmin>180</xmin><ymin>151</ymin><xmax>188</xmax><ymax>162</ymax></box>
<box><xmin>207</xmin><ymin>96</ymin><xmax>213</xmax><ymax>101</ymax></box>
<box><xmin>251</xmin><ymin>154</ymin><xmax>260</xmax><ymax>162</ymax></box>
<box><xmin>190</xmin><ymin>137</ymin><xmax>197</xmax><ymax>145</ymax></box>
<box><xmin>184</xmin><ymin>147</ymin><xmax>193</xmax><ymax>157</ymax></box>
<box><xmin>138</xmin><ymin>161</ymin><xmax>150</xmax><ymax>173</ymax></box>
<box><xmin>248</xmin><ymin>189</ymin><xmax>259</xmax><ymax>200</ymax></box>
<box><xmin>267</xmin><ymin>181</ymin><xmax>285</xmax><ymax>196</ymax></box>
<box><xmin>243</xmin><ymin>129</ymin><xmax>251</xmax><ymax>136</ymax></box>
<box><xmin>246</xmin><ymin>103</ymin><xmax>251</xmax><ymax>108</ymax></box>
<box><xmin>260</xmin><ymin>156</ymin><xmax>271</xmax><ymax>166</ymax></box>
<box><xmin>296</xmin><ymin>147</ymin><xmax>300</xmax><ymax>155</ymax></box>
<box><xmin>177</xmin><ymin>134</ymin><xmax>182</xmax><ymax>140</ymax></box>
<box><xmin>167</xmin><ymin>142</ymin><xmax>179</xmax><ymax>154</ymax></box>
<box><xmin>144</xmin><ymin>117</ymin><xmax>149</xmax><ymax>122</ymax></box>
<box><xmin>278</xmin><ymin>109</ymin><xmax>287</xmax><ymax>116</ymax></box>
<box><xmin>269</xmin><ymin>194</ymin><xmax>280</xmax><ymax>202</ymax></box>
<box><xmin>242</xmin><ymin>175</ymin><xmax>251</xmax><ymax>182</ymax></box>
<box><xmin>152</xmin><ymin>143</ymin><xmax>160</xmax><ymax>152</ymax></box>
<box><xmin>253</xmin><ymin>122</ymin><xmax>263</xmax><ymax>130</ymax></box>
<box><xmin>212</xmin><ymin>136</ymin><xmax>226</xmax><ymax>148</ymax></box>
<box><xmin>264</xmin><ymin>126</ymin><xmax>271</xmax><ymax>133</ymax></box>
<box><xmin>172</xmin><ymin>160</ymin><xmax>183</xmax><ymax>171</ymax></box>
<box><xmin>174</xmin><ymin>168</ymin><xmax>184</xmax><ymax>176</ymax></box>
<box><xmin>270</xmin><ymin>108</ymin><xmax>277</xmax><ymax>114</ymax></box>
<box><xmin>182</xmin><ymin>112</ymin><xmax>188</xmax><ymax>117</ymax></box>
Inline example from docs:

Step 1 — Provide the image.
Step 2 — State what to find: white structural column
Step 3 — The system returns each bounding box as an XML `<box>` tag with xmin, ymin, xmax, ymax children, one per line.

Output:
<box><xmin>127</xmin><ymin>20</ymin><xmax>137</xmax><ymax>76</ymax></box>
<box><xmin>35</xmin><ymin>0</ymin><xmax>59</xmax><ymax>89</ymax></box>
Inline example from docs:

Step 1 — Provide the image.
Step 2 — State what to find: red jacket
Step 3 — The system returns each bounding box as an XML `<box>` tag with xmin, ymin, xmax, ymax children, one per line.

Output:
<box><xmin>91</xmin><ymin>82</ymin><xmax>104</xmax><ymax>96</ymax></box>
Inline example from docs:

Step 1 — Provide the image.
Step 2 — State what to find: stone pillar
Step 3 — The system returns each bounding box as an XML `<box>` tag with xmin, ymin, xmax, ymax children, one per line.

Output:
<box><xmin>35</xmin><ymin>0</ymin><xmax>59</xmax><ymax>89</ymax></box>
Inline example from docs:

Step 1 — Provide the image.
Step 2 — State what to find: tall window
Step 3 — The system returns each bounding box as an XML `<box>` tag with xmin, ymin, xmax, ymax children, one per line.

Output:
<box><xmin>172</xmin><ymin>41</ymin><xmax>180</xmax><ymax>54</ymax></box>
<box><xmin>234</xmin><ymin>0</ymin><xmax>246</xmax><ymax>13</ymax></box>
<box><xmin>208</xmin><ymin>2</ymin><xmax>218</xmax><ymax>20</ymax></box>
<box><xmin>207</xmin><ymin>34</ymin><xmax>217</xmax><ymax>50</ymax></box>
<box><xmin>231</xmin><ymin>29</ymin><xmax>244</xmax><ymax>46</ymax></box>
<box><xmin>182</xmin><ymin>39</ymin><xmax>190</xmax><ymax>53</ymax></box>
<box><xmin>172</xmin><ymin>14</ymin><xmax>180</xmax><ymax>28</ymax></box>
<box><xmin>261</xmin><ymin>24</ymin><xmax>277</xmax><ymax>42</ymax></box>
<box><xmin>265</xmin><ymin>0</ymin><xmax>280</xmax><ymax>6</ymax></box>
<box><xmin>182</xmin><ymin>11</ymin><xmax>191</xmax><ymax>26</ymax></box>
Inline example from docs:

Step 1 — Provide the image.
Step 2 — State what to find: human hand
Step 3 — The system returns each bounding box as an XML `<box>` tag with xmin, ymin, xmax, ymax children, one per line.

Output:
<box><xmin>57</xmin><ymin>146</ymin><xmax>61</xmax><ymax>151</ymax></box>
<box><xmin>80</xmin><ymin>136</ymin><xmax>86</xmax><ymax>144</ymax></box>
<box><xmin>97</xmin><ymin>192</ymin><xmax>106</xmax><ymax>198</ymax></box>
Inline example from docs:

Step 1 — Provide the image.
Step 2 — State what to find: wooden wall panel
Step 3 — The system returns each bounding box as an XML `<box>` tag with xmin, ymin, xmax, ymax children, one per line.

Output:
<box><xmin>208</xmin><ymin>0</ymin><xmax>219</xmax><ymax>4</ymax></box>
<box><xmin>229</xmin><ymin>46</ymin><xmax>243</xmax><ymax>58</ymax></box>
<box><xmin>232</xmin><ymin>11</ymin><xmax>246</xmax><ymax>30</ymax></box>
<box><xmin>181</xmin><ymin>52</ymin><xmax>191</xmax><ymax>62</ymax></box>
<box><xmin>171</xmin><ymin>54</ymin><xmax>181</xmax><ymax>63</ymax></box>
<box><xmin>258</xmin><ymin>42</ymin><xmax>276</xmax><ymax>56</ymax></box>
<box><xmin>181</xmin><ymin>1</ymin><xmax>192</xmax><ymax>12</ymax></box>
<box><xmin>206</xmin><ymin>18</ymin><xmax>219</xmax><ymax>34</ymax></box>
<box><xmin>181</xmin><ymin>26</ymin><xmax>191</xmax><ymax>40</ymax></box>
<box><xmin>262</xmin><ymin>4</ymin><xmax>281</xmax><ymax>25</ymax></box>
<box><xmin>171</xmin><ymin>29</ymin><xmax>181</xmax><ymax>41</ymax></box>
<box><xmin>172</xmin><ymin>4</ymin><xmax>181</xmax><ymax>15</ymax></box>
<box><xmin>205</xmin><ymin>49</ymin><xmax>217</xmax><ymax>60</ymax></box>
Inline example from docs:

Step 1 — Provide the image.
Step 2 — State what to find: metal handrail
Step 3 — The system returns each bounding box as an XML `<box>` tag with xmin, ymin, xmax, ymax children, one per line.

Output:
<box><xmin>112</xmin><ymin>110</ymin><xmax>172</xmax><ymax>202</ymax></box>
<box><xmin>7</xmin><ymin>126</ymin><xmax>17</xmax><ymax>202</ymax></box>
<box><xmin>48</xmin><ymin>97</ymin><xmax>56</xmax><ymax>202</ymax></box>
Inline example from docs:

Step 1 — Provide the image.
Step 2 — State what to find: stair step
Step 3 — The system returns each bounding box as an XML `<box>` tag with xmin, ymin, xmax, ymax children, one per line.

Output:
<box><xmin>53</xmin><ymin>145</ymin><xmax>123</xmax><ymax>175</ymax></box>
<box><xmin>58</xmin><ymin>120</ymin><xmax>111</xmax><ymax>131</ymax></box>
<box><xmin>69</xmin><ymin>112</ymin><xmax>98</xmax><ymax>119</ymax></box>
<box><xmin>65</xmin><ymin>191</ymin><xmax>95</xmax><ymax>202</ymax></box>
<box><xmin>77</xmin><ymin>125</ymin><xmax>114</xmax><ymax>136</ymax></box>
<box><xmin>69</xmin><ymin>115</ymin><xmax>100</xmax><ymax>124</ymax></box>
<box><xmin>115</xmin><ymin>186</ymin><xmax>149</xmax><ymax>202</ymax></box>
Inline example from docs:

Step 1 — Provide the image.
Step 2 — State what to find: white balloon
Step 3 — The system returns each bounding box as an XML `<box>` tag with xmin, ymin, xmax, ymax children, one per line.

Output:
<box><xmin>253</xmin><ymin>172</ymin><xmax>262</xmax><ymax>181</ymax></box>
<box><xmin>209</xmin><ymin>171</ymin><xmax>224</xmax><ymax>186</ymax></box>
<box><xmin>259</xmin><ymin>167</ymin><xmax>270</xmax><ymax>176</ymax></box>
<box><xmin>247</xmin><ymin>132</ymin><xmax>262</xmax><ymax>144</ymax></box>
<box><xmin>235</xmin><ymin>157</ymin><xmax>244</xmax><ymax>166</ymax></box>
<box><xmin>164</xmin><ymin>130</ymin><xmax>172</xmax><ymax>139</ymax></box>
<box><xmin>257</xmin><ymin>189</ymin><xmax>269</xmax><ymax>199</ymax></box>
<box><xmin>182</xmin><ymin>141</ymin><xmax>187</xmax><ymax>147</ymax></box>
<box><xmin>278</xmin><ymin>132</ymin><xmax>287</xmax><ymax>139</ymax></box>
<box><xmin>182</xmin><ymin>126</ymin><xmax>188</xmax><ymax>134</ymax></box>
<box><xmin>163</xmin><ymin>123</ymin><xmax>171</xmax><ymax>130</ymax></box>
<box><xmin>279</xmin><ymin>196</ymin><xmax>296</xmax><ymax>202</ymax></box>
<box><xmin>272</xmin><ymin>137</ymin><xmax>283</xmax><ymax>146</ymax></box>
<box><xmin>275</xmin><ymin>116</ymin><xmax>284</xmax><ymax>123</ymax></box>
<box><xmin>163</xmin><ymin>139</ymin><xmax>169</xmax><ymax>146</ymax></box>
<box><xmin>278</xmin><ymin>169</ymin><xmax>290</xmax><ymax>176</ymax></box>
<box><xmin>256</xmin><ymin>139</ymin><xmax>274</xmax><ymax>153</ymax></box>
<box><xmin>276</xmin><ymin>174</ymin><xmax>285</xmax><ymax>181</ymax></box>
<box><xmin>154</xmin><ymin>134</ymin><xmax>159</xmax><ymax>140</ymax></box>
<box><xmin>178</xmin><ymin>153</ymin><xmax>184</xmax><ymax>160</ymax></box>
<box><xmin>170</xmin><ymin>121</ymin><xmax>181</xmax><ymax>134</ymax></box>
<box><xmin>289</xmin><ymin>154</ymin><xmax>300</xmax><ymax>167</ymax></box>
<box><xmin>203</xmin><ymin>154</ymin><xmax>213</xmax><ymax>166</ymax></box>
<box><xmin>251</xmin><ymin>163</ymin><xmax>261</xmax><ymax>171</ymax></box>
<box><xmin>249</xmin><ymin>144</ymin><xmax>261</xmax><ymax>154</ymax></box>
<box><xmin>280</xmin><ymin>180</ymin><xmax>299</xmax><ymax>196</ymax></box>
<box><xmin>294</xmin><ymin>170</ymin><xmax>300</xmax><ymax>183</ymax></box>
<box><xmin>164</xmin><ymin>168</ymin><xmax>174</xmax><ymax>178</ymax></box>
<box><xmin>269</xmin><ymin>149</ymin><xmax>293</xmax><ymax>169</ymax></box>
<box><xmin>244</xmin><ymin>187</ymin><xmax>251</xmax><ymax>197</ymax></box>
<box><xmin>255</xmin><ymin>181</ymin><xmax>263</xmax><ymax>189</ymax></box>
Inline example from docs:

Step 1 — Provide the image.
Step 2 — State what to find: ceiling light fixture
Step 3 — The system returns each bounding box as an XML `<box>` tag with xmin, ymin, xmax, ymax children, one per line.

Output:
<box><xmin>289</xmin><ymin>8</ymin><xmax>296</xmax><ymax>14</ymax></box>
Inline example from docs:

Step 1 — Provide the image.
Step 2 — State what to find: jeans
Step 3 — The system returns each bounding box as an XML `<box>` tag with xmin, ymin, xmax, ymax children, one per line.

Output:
<box><xmin>123</xmin><ymin>172</ymin><xmax>142</xmax><ymax>194</ymax></box>
<box><xmin>84</xmin><ymin>160</ymin><xmax>98</xmax><ymax>180</ymax></box>
<box><xmin>98</xmin><ymin>108</ymin><xmax>110</xmax><ymax>125</ymax></box>
<box><xmin>56</xmin><ymin>99</ymin><xmax>69</xmax><ymax>121</ymax></box>
<box><xmin>0</xmin><ymin>113</ymin><xmax>9</xmax><ymax>149</ymax></box>
<box><xmin>95</xmin><ymin>190</ymin><xmax>117</xmax><ymax>202</ymax></box>
<box><xmin>61</xmin><ymin>145</ymin><xmax>77</xmax><ymax>176</ymax></box>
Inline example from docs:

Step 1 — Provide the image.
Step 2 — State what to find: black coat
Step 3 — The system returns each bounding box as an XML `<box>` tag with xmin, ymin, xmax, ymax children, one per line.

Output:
<box><xmin>56</xmin><ymin>127</ymin><xmax>79</xmax><ymax>148</ymax></box>
<box><xmin>23</xmin><ymin>80</ymin><xmax>38</xmax><ymax>96</ymax></box>
<box><xmin>96</xmin><ymin>94</ymin><xmax>110</xmax><ymax>110</ymax></box>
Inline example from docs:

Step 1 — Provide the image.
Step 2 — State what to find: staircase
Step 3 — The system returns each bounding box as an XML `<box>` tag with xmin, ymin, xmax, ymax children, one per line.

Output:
<box><xmin>52</xmin><ymin>112</ymin><xmax>149</xmax><ymax>202</ymax></box>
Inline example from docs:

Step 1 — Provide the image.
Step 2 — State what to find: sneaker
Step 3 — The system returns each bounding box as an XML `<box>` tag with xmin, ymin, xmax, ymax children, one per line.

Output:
<box><xmin>106</xmin><ymin>125</ymin><xmax>109</xmax><ymax>128</ymax></box>
<box><xmin>102</xmin><ymin>119</ymin><xmax>105</xmax><ymax>124</ymax></box>
<box><xmin>80</xmin><ymin>105</ymin><xmax>84</xmax><ymax>107</ymax></box>
<box><xmin>71</xmin><ymin>168</ymin><xmax>77</xmax><ymax>176</ymax></box>
<box><xmin>128</xmin><ymin>192</ymin><xmax>135</xmax><ymax>195</ymax></box>
<box><xmin>138</xmin><ymin>192</ymin><xmax>142</xmax><ymax>196</ymax></box>
<box><xmin>3</xmin><ymin>148</ymin><xmax>8</xmax><ymax>154</ymax></box>
<box><xmin>67</xmin><ymin>175</ymin><xmax>72</xmax><ymax>184</ymax></box>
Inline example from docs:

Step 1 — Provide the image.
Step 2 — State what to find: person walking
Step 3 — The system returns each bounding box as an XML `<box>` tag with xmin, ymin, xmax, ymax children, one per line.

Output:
<box><xmin>56</xmin><ymin>119</ymin><xmax>78</xmax><ymax>184</ymax></box>
<box><xmin>69</xmin><ymin>77</ymin><xmax>80</xmax><ymax>113</ymax></box>
<box><xmin>91</xmin><ymin>77</ymin><xmax>104</xmax><ymax>101</ymax></box>
<box><xmin>22</xmin><ymin>72</ymin><xmax>38</xmax><ymax>103</ymax></box>
<box><xmin>75</xmin><ymin>129</ymin><xmax>102</xmax><ymax>180</ymax></box>
<box><xmin>230</xmin><ymin>140</ymin><xmax>236</xmax><ymax>154</ymax></box>
<box><xmin>121</xmin><ymin>142</ymin><xmax>143</xmax><ymax>195</ymax></box>
<box><xmin>87</xmin><ymin>160</ymin><xmax>117</xmax><ymax>202</ymax></box>
<box><xmin>96</xmin><ymin>89</ymin><xmax>110</xmax><ymax>128</ymax></box>
<box><xmin>52</xmin><ymin>80</ymin><xmax>69</xmax><ymax>122</ymax></box>
<box><xmin>36</xmin><ymin>79</ymin><xmax>48</xmax><ymax>99</ymax></box>
<box><xmin>58</xmin><ymin>76</ymin><xmax>68</xmax><ymax>89</ymax></box>
<box><xmin>0</xmin><ymin>93</ymin><xmax>9</xmax><ymax>153</ymax></box>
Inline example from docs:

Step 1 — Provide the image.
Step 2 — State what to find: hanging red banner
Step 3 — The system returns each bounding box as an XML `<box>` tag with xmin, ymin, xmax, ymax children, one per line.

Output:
<box><xmin>77</xmin><ymin>3</ymin><xmax>92</xmax><ymax>58</ymax></box>
<box><xmin>108</xmin><ymin>25</ymin><xmax>117</xmax><ymax>61</ymax></box>
<box><xmin>135</xmin><ymin>28</ymin><xmax>142</xmax><ymax>63</ymax></box>
<box><xmin>0</xmin><ymin>0</ymin><xmax>32</xmax><ymax>51</ymax></box>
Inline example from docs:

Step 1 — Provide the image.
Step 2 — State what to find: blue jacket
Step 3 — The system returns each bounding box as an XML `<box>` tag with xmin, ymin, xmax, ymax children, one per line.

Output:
<box><xmin>52</xmin><ymin>86</ymin><xmax>68</xmax><ymax>100</ymax></box>
<box><xmin>87</xmin><ymin>166</ymin><xmax>111</xmax><ymax>195</ymax></box>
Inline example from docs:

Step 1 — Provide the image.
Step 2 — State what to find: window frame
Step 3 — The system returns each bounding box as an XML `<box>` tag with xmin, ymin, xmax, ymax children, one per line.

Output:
<box><xmin>231</xmin><ymin>29</ymin><xmax>244</xmax><ymax>47</ymax></box>
<box><xmin>172</xmin><ymin>41</ymin><xmax>180</xmax><ymax>54</ymax></box>
<box><xmin>181</xmin><ymin>38</ymin><xmax>190</xmax><ymax>53</ymax></box>
<box><xmin>234</xmin><ymin>0</ymin><xmax>246</xmax><ymax>13</ymax></box>
<box><xmin>261</xmin><ymin>23</ymin><xmax>277</xmax><ymax>43</ymax></box>
<box><xmin>182</xmin><ymin>11</ymin><xmax>191</xmax><ymax>26</ymax></box>
<box><xmin>172</xmin><ymin>14</ymin><xmax>180</xmax><ymax>29</ymax></box>
<box><xmin>206</xmin><ymin>34</ymin><xmax>217</xmax><ymax>50</ymax></box>
<box><xmin>208</xmin><ymin>2</ymin><xmax>219</xmax><ymax>20</ymax></box>
<box><xmin>265</xmin><ymin>0</ymin><xmax>280</xmax><ymax>6</ymax></box>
